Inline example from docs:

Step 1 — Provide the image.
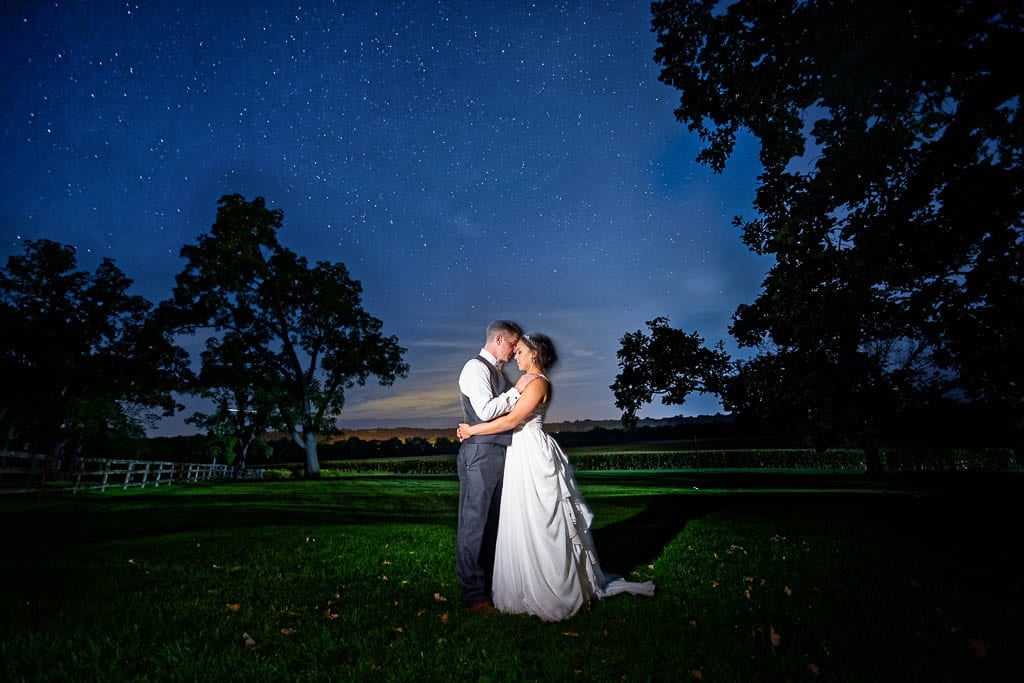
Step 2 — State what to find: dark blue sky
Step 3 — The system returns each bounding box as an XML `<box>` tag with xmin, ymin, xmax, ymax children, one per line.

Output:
<box><xmin>2</xmin><ymin>1</ymin><xmax>770</xmax><ymax>432</ymax></box>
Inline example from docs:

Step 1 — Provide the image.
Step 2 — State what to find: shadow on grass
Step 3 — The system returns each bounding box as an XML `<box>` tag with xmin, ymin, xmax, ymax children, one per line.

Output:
<box><xmin>7</xmin><ymin>470</ymin><xmax>1022</xmax><ymax>567</ymax></box>
<box><xmin>3</xmin><ymin>482</ymin><xmax>461</xmax><ymax>550</ymax></box>
<box><xmin>591</xmin><ymin>493</ymin><xmax>719</xmax><ymax>574</ymax></box>
<box><xmin>591</xmin><ymin>470</ymin><xmax>1024</xmax><ymax>584</ymax></box>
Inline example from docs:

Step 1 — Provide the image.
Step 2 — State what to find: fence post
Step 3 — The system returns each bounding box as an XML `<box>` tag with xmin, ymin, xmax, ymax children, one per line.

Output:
<box><xmin>72</xmin><ymin>458</ymin><xmax>85</xmax><ymax>493</ymax></box>
<box><xmin>0</xmin><ymin>455</ymin><xmax>264</xmax><ymax>494</ymax></box>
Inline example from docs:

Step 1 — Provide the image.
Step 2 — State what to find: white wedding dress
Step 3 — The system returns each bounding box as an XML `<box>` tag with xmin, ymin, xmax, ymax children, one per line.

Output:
<box><xmin>492</xmin><ymin>383</ymin><xmax>655</xmax><ymax>621</ymax></box>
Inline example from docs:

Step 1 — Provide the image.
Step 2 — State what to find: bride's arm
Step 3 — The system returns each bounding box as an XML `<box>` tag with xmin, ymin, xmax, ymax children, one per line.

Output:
<box><xmin>460</xmin><ymin>377</ymin><xmax>547</xmax><ymax>437</ymax></box>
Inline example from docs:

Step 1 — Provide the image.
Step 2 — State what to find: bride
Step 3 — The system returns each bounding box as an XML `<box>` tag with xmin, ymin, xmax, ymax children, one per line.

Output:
<box><xmin>457</xmin><ymin>332</ymin><xmax>654</xmax><ymax>621</ymax></box>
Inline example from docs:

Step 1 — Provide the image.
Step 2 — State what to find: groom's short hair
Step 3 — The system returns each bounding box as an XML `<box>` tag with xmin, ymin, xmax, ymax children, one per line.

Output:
<box><xmin>486</xmin><ymin>319</ymin><xmax>522</xmax><ymax>342</ymax></box>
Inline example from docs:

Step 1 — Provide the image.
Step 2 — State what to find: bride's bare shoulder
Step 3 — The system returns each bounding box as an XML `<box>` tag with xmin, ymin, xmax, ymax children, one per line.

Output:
<box><xmin>516</xmin><ymin>372</ymin><xmax>549</xmax><ymax>394</ymax></box>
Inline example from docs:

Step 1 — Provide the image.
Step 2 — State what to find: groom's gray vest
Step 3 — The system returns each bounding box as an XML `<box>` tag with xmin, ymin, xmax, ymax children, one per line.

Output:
<box><xmin>460</xmin><ymin>355</ymin><xmax>514</xmax><ymax>446</ymax></box>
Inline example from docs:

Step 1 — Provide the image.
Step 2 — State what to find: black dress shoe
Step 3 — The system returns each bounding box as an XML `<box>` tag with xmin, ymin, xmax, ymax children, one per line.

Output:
<box><xmin>465</xmin><ymin>601</ymin><xmax>498</xmax><ymax>615</ymax></box>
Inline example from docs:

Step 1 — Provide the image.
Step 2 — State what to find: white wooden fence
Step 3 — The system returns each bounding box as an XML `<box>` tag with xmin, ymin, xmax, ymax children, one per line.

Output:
<box><xmin>0</xmin><ymin>450</ymin><xmax>264</xmax><ymax>494</ymax></box>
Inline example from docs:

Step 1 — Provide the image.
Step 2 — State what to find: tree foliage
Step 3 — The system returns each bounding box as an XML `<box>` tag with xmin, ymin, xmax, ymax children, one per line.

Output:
<box><xmin>162</xmin><ymin>194</ymin><xmax>409</xmax><ymax>477</ymax></box>
<box><xmin>611</xmin><ymin>317</ymin><xmax>732</xmax><ymax>430</ymax></box>
<box><xmin>647</xmin><ymin>0</ymin><xmax>1023</xmax><ymax>465</ymax></box>
<box><xmin>0</xmin><ymin>239</ymin><xmax>190</xmax><ymax>459</ymax></box>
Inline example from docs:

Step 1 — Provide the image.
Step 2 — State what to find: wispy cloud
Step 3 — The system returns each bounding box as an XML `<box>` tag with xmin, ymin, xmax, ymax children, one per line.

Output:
<box><xmin>341</xmin><ymin>382</ymin><xmax>462</xmax><ymax>427</ymax></box>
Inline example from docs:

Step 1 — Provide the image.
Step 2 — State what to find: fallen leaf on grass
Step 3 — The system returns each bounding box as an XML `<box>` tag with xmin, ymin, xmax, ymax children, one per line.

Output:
<box><xmin>226</xmin><ymin>603</ymin><xmax>241</xmax><ymax>612</ymax></box>
<box><xmin>691</xmin><ymin>669</ymin><xmax>703</xmax><ymax>679</ymax></box>
<box><xmin>417</xmin><ymin>608</ymin><xmax>427</xmax><ymax>617</ymax></box>
<box><xmin>562</xmin><ymin>631</ymin><xmax>578</xmax><ymax>637</ymax></box>
<box><xmin>392</xmin><ymin>626</ymin><xmax>404</xmax><ymax>633</ymax></box>
<box><xmin>807</xmin><ymin>662</ymin><xmax>821</xmax><ymax>675</ymax></box>
<box><xmin>784</xmin><ymin>586</ymin><xmax>793</xmax><ymax>596</ymax></box>
<box><xmin>240</xmin><ymin>633</ymin><xmax>257</xmax><ymax>650</ymax></box>
<box><xmin>967</xmin><ymin>638</ymin><xmax>989</xmax><ymax>658</ymax></box>
<box><xmin>440</xmin><ymin>613</ymin><xmax>449</xmax><ymax>624</ymax></box>
<box><xmin>770</xmin><ymin>626</ymin><xmax>782</xmax><ymax>648</ymax></box>
<box><xmin>434</xmin><ymin>592</ymin><xmax>448</xmax><ymax>602</ymax></box>
<box><xmin>280</xmin><ymin>628</ymin><xmax>297</xmax><ymax>635</ymax></box>
<box><xmin>323</xmin><ymin>608</ymin><xmax>340</xmax><ymax>620</ymax></box>
<box><xmin>711</xmin><ymin>581</ymin><xmax>720</xmax><ymax>588</ymax></box>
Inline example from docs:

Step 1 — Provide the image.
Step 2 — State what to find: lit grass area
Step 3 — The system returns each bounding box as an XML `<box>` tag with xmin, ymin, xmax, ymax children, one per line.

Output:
<box><xmin>1</xmin><ymin>473</ymin><xmax>1021</xmax><ymax>681</ymax></box>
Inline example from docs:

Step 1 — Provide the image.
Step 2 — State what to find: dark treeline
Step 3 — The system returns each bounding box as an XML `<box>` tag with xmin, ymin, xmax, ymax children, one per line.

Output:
<box><xmin>105</xmin><ymin>398</ymin><xmax>1016</xmax><ymax>468</ymax></box>
<box><xmin>127</xmin><ymin>433</ymin><xmax>458</xmax><ymax>465</ymax></box>
<box><xmin>135</xmin><ymin>434</ymin><xmax>461</xmax><ymax>466</ymax></box>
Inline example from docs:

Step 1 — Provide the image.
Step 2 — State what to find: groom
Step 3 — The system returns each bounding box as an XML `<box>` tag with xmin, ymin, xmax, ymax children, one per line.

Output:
<box><xmin>455</xmin><ymin>320</ymin><xmax>523</xmax><ymax>613</ymax></box>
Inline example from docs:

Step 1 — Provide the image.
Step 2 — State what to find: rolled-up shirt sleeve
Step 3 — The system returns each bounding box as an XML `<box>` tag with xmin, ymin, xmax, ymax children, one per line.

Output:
<box><xmin>459</xmin><ymin>359</ymin><xmax>520</xmax><ymax>421</ymax></box>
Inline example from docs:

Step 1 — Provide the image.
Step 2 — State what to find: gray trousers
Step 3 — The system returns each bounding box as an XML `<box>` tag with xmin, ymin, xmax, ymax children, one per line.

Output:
<box><xmin>456</xmin><ymin>441</ymin><xmax>506</xmax><ymax>606</ymax></box>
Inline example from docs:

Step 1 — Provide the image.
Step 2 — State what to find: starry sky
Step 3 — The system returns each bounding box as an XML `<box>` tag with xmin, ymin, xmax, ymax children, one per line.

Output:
<box><xmin>2</xmin><ymin>1</ymin><xmax>770</xmax><ymax>433</ymax></box>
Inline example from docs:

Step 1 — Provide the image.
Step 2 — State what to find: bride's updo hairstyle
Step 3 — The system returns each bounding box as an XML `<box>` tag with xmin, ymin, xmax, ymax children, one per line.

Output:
<box><xmin>520</xmin><ymin>332</ymin><xmax>558</xmax><ymax>370</ymax></box>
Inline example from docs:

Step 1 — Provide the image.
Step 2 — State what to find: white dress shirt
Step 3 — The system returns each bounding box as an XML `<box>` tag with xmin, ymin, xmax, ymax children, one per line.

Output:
<box><xmin>459</xmin><ymin>348</ymin><xmax>520</xmax><ymax>421</ymax></box>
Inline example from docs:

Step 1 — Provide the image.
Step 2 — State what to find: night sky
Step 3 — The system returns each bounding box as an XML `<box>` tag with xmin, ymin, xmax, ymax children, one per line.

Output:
<box><xmin>2</xmin><ymin>1</ymin><xmax>770</xmax><ymax>433</ymax></box>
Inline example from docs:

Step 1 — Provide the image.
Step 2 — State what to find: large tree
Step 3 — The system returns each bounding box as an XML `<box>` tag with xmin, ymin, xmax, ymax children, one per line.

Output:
<box><xmin>0</xmin><ymin>239</ymin><xmax>190</xmax><ymax>460</ymax></box>
<box><xmin>611</xmin><ymin>317</ymin><xmax>732</xmax><ymax>430</ymax></box>
<box><xmin>184</xmin><ymin>330</ymin><xmax>283</xmax><ymax>469</ymax></box>
<box><xmin>185</xmin><ymin>378</ymin><xmax>277</xmax><ymax>470</ymax></box>
<box><xmin>649</xmin><ymin>0</ymin><xmax>1023</xmax><ymax>469</ymax></box>
<box><xmin>163</xmin><ymin>194</ymin><xmax>409</xmax><ymax>478</ymax></box>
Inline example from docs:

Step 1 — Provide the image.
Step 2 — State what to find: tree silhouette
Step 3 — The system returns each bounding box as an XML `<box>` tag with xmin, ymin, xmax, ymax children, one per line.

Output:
<box><xmin>163</xmin><ymin>195</ymin><xmax>409</xmax><ymax>478</ymax></box>
<box><xmin>611</xmin><ymin>317</ymin><xmax>731</xmax><ymax>430</ymax></box>
<box><xmin>650</xmin><ymin>0</ymin><xmax>1023</xmax><ymax>470</ymax></box>
<box><xmin>0</xmin><ymin>239</ymin><xmax>190</xmax><ymax>460</ymax></box>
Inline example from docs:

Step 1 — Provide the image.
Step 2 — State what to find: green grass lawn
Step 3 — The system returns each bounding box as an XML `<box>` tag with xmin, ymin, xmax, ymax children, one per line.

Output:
<box><xmin>1</xmin><ymin>472</ymin><xmax>1021</xmax><ymax>681</ymax></box>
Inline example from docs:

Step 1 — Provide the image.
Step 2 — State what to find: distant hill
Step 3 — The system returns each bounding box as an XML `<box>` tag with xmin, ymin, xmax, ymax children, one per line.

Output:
<box><xmin>328</xmin><ymin>414</ymin><xmax>733</xmax><ymax>443</ymax></box>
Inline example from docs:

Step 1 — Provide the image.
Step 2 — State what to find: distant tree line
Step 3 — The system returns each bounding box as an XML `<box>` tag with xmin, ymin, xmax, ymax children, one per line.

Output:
<box><xmin>112</xmin><ymin>421</ymin><xmax>798</xmax><ymax>465</ymax></box>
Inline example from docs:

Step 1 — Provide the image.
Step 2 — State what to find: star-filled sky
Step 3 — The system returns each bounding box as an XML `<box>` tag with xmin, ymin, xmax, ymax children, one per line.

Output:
<box><xmin>2</xmin><ymin>1</ymin><xmax>770</xmax><ymax>433</ymax></box>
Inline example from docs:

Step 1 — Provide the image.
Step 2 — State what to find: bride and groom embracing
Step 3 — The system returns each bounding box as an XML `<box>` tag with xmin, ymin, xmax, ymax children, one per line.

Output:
<box><xmin>454</xmin><ymin>320</ymin><xmax>654</xmax><ymax>621</ymax></box>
